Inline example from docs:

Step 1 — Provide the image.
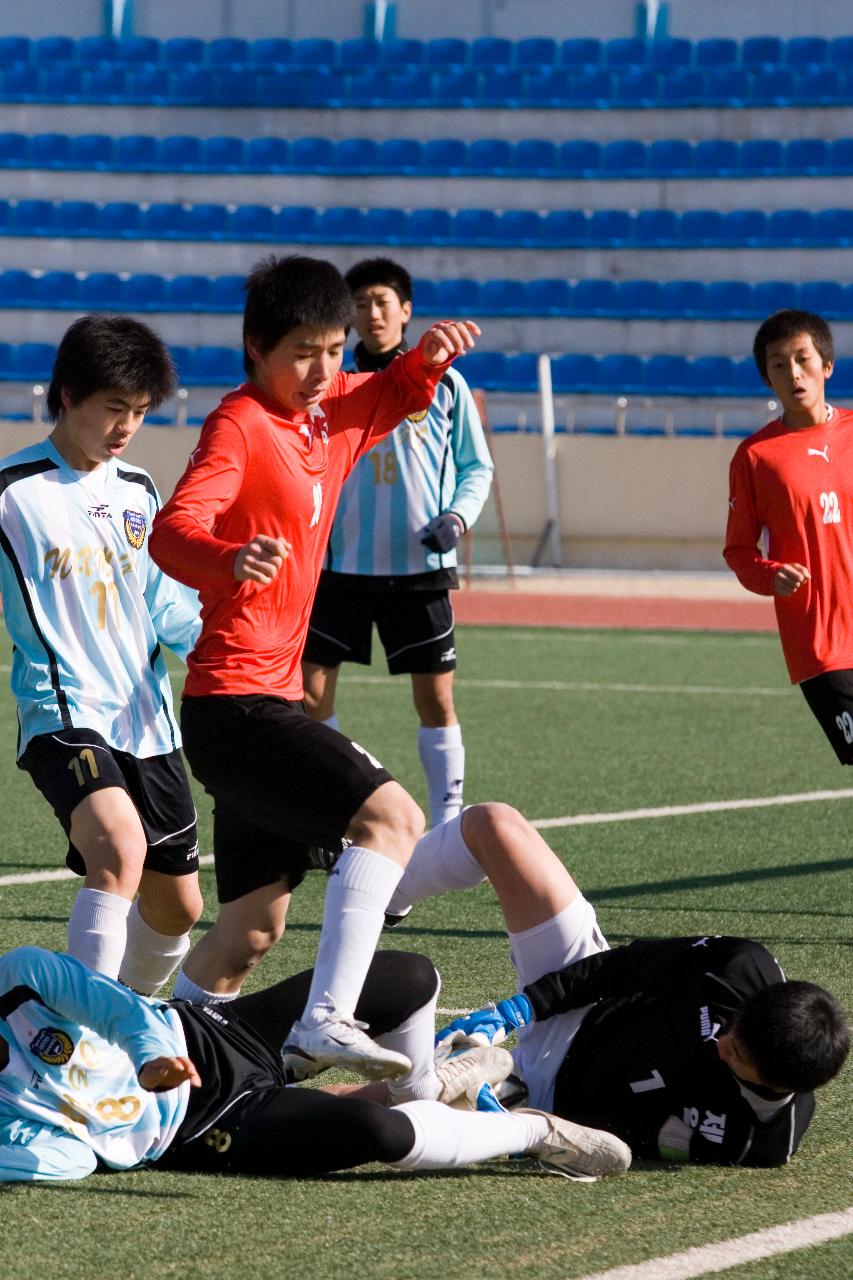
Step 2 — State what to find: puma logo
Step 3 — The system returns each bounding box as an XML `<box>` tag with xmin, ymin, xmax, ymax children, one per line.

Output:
<box><xmin>808</xmin><ymin>446</ymin><xmax>830</xmax><ymax>462</ymax></box>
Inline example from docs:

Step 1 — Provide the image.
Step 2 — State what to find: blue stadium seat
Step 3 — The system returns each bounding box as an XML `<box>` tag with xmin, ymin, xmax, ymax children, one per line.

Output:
<box><xmin>56</xmin><ymin>201</ymin><xmax>100</xmax><ymax>233</ymax></box>
<box><xmin>550</xmin><ymin>354</ymin><xmax>594</xmax><ymax>392</ymax></box>
<box><xmin>167</xmin><ymin>67</ymin><xmax>216</xmax><ymax>104</ymax></box>
<box><xmin>203</xmin><ymin>136</ymin><xmax>246</xmax><ymax>170</ymax></box>
<box><xmin>742</xmin><ymin>36</ymin><xmax>783</xmax><ymax>67</ymax></box>
<box><xmin>378</xmin><ymin>68</ymin><xmax>433</xmax><ymax>104</ymax></box>
<box><xmin>169</xmin><ymin>347</ymin><xmax>195</xmax><ymax>381</ymax></box>
<box><xmin>124</xmin><ymin>274</ymin><xmax>167</xmax><ymax>309</ymax></box>
<box><xmin>799</xmin><ymin>281</ymin><xmax>846</xmax><ymax>313</ymax></box>
<box><xmin>752</xmin><ymin>280</ymin><xmax>800</xmax><ymax>312</ymax></box>
<box><xmin>433</xmin><ymin>69</ymin><xmax>480</xmax><ymax>105</ymax></box>
<box><xmin>701</xmin><ymin>66</ymin><xmax>748</xmax><ymax>107</ymax></box>
<box><xmin>539</xmin><ymin>210</ymin><xmax>585</xmax><ymax>244</ymax></box>
<box><xmin>794</xmin><ymin>66</ymin><xmax>842</xmax><ymax>105</ymax></box>
<box><xmin>749</xmin><ymin>68</ymin><xmax>796</xmax><ymax>105</ymax></box>
<box><xmin>185</xmin><ymin>203</ymin><xmax>229</xmax><ymax>237</ymax></box>
<box><xmin>116</xmin><ymin>35</ymin><xmax>160</xmax><ymax>65</ymax></box>
<box><xmin>213</xmin><ymin>69</ymin><xmax>259</xmax><ymax>106</ymax></box>
<box><xmin>689</xmin><ymin>357</ymin><xmax>736</xmax><ymax>394</ymax></box>
<box><xmin>245</xmin><ymin>137</ymin><xmax>290</xmax><ymax>170</ymax></box>
<box><xmin>830</xmin><ymin>35</ymin><xmax>853</xmax><ymax>67</ymax></box>
<box><xmin>502</xmin><ymin>353</ymin><xmax>539</xmax><ymax>392</ymax></box>
<box><xmin>829</xmin><ymin>137</ymin><xmax>853</xmax><ymax>172</ymax></box>
<box><xmin>424</xmin><ymin>38</ymin><xmax>468</xmax><ymax>68</ymax></box>
<box><xmin>291</xmin><ymin>136</ymin><xmax>335</xmax><ymax>170</ymax></box>
<box><xmin>559</xmin><ymin>38</ymin><xmax>601</xmax><ymax>67</ymax></box>
<box><xmin>721</xmin><ymin>209</ymin><xmax>768</xmax><ymax>244</ymax></box>
<box><xmin>471</xmin><ymin>37</ymin><xmax>512</xmax><ymax>67</ymax></box>
<box><xmin>100</xmin><ymin>201</ymin><xmax>141</xmax><ymax>235</ymax></box>
<box><xmin>786</xmin><ymin>37</ymin><xmax>828</xmax><ymax>67</ymax></box>
<box><xmin>600</xmin><ymin>140</ymin><xmax>647</xmax><ymax>176</ymax></box>
<box><xmin>0</xmin><ymin>343</ymin><xmax>16</xmax><ymax>376</ymax></box>
<box><xmin>618</xmin><ymin>279</ymin><xmax>663</xmax><ymax>315</ymax></box>
<box><xmin>499</xmin><ymin>210</ymin><xmax>545</xmax><ymax>244</ymax></box>
<box><xmin>648</xmin><ymin>139</ymin><xmax>693</xmax><ymax>176</ymax></box>
<box><xmin>514</xmin><ymin>139</ymin><xmax>558</xmax><ymax>174</ymax></box>
<box><xmin>633</xmin><ymin>209</ymin><xmax>679</xmax><ymax>246</ymax></box>
<box><xmin>705</xmin><ymin>280</ymin><xmax>755</xmax><ymax>317</ymax></box>
<box><xmin>412</xmin><ymin>278</ymin><xmax>437</xmax><ymax>309</ymax></box>
<box><xmin>767</xmin><ymin>208</ymin><xmax>814</xmax><ymax>244</ymax></box>
<box><xmin>0</xmin><ymin>36</ymin><xmax>29</xmax><ymax>66</ymax></box>
<box><xmin>467</xmin><ymin>138</ymin><xmax>513</xmax><ymax>173</ymax></box>
<box><xmin>565</xmin><ymin>69</ymin><xmax>612</xmax><ymax>105</ymax></box>
<box><xmin>16</xmin><ymin>342</ymin><xmax>55</xmax><ymax>379</ymax></box>
<box><xmin>570</xmin><ymin>279</ymin><xmax>618</xmax><ymax>315</ymax></box>
<box><xmin>649</xmin><ymin>37</ymin><xmax>691</xmax><ymax>70</ymax></box>
<box><xmin>82</xmin><ymin>66</ymin><xmax>129</xmax><ymax>101</ymax></box>
<box><xmin>604</xmin><ymin>38</ymin><xmax>646</xmax><ymax>68</ymax></box>
<box><xmin>251</xmin><ymin>39</ymin><xmax>292</xmax><ymax>67</ymax></box>
<box><xmin>645</xmin><ymin>355</ymin><xmax>691</xmax><ymax>394</ymax></box>
<box><xmin>658</xmin><ymin>280</ymin><xmax>708</xmax><ymax>316</ymax></box>
<box><xmin>162</xmin><ymin>38</ymin><xmax>205</xmax><ymax>66</ymax></box>
<box><xmin>361</xmin><ymin>207</ymin><xmax>405</xmax><ymax>242</ymax></box>
<box><xmin>516</xmin><ymin>38</ymin><xmax>558</xmax><ymax>67</ymax></box>
<box><xmin>658</xmin><ymin>68</ymin><xmax>706</xmax><ymax>106</ymax></box>
<box><xmin>408</xmin><ymin>208</ymin><xmax>453</xmax><ymax>243</ymax></box>
<box><xmin>273</xmin><ymin>206</ymin><xmax>319</xmax><ymax>239</ymax></box>
<box><xmin>115</xmin><ymin>135</ymin><xmax>158</xmax><ymax>169</ymax></box>
<box><xmin>521</xmin><ymin>68</ymin><xmax>571</xmax><ymax>106</ymax></box>
<box><xmin>841</xmin><ymin>284</ymin><xmax>853</xmax><ymax>316</ymax></box>
<box><xmin>73</xmin><ymin>133</ymin><xmax>116</xmax><ymax>167</ymax></box>
<box><xmin>593</xmin><ymin>354</ymin><xmax>645</xmax><ymax>394</ymax></box>
<box><xmin>831</xmin><ymin>358</ymin><xmax>853</xmax><ymax>394</ymax></box>
<box><xmin>12</xmin><ymin>200</ymin><xmax>56</xmax><ymax>232</ymax></box>
<box><xmin>456</xmin><ymin>351</ymin><xmax>507</xmax><ymax>390</ymax></box>
<box><xmin>454</xmin><ymin>209</ymin><xmax>500</xmax><ymax>243</ymax></box>
<box><xmin>785</xmin><ymin>138</ymin><xmax>830</xmax><ymax>174</ymax></box>
<box><xmin>740</xmin><ymin>139</ymin><xmax>784</xmax><ymax>175</ymax></box>
<box><xmin>193</xmin><ymin>346</ymin><xmax>244</xmax><ymax>384</ymax></box>
<box><xmin>693</xmin><ymin>138</ymin><xmax>739</xmax><ymax>176</ymax></box>
<box><xmin>477</xmin><ymin>68</ymin><xmax>524</xmax><ymax>106</ymax></box>
<box><xmin>126</xmin><ymin>69</ymin><xmax>172</xmax><ymax>105</ymax></box>
<box><xmin>338</xmin><ymin>37</ymin><xmax>382</xmax><ymax>70</ymax></box>
<box><xmin>208</xmin><ymin>275</ymin><xmax>245</xmax><ymax>309</ymax></box>
<box><xmin>527</xmin><ymin>278</ymin><xmax>572</xmax><ymax>312</ymax></box>
<box><xmin>167</xmin><ymin>275</ymin><xmax>211</xmax><ymax>309</ymax></box>
<box><xmin>0</xmin><ymin>66</ymin><xmax>39</xmax><ymax>100</ymax></box>
<box><xmin>160</xmin><ymin>135</ymin><xmax>204</xmax><ymax>168</ymax></box>
<box><xmin>341</xmin><ymin>69</ymin><xmax>386</xmax><ymax>106</ymax></box>
<box><xmin>230</xmin><ymin>204</ymin><xmax>276</xmax><ymax>238</ymax></box>
<box><xmin>588</xmin><ymin>209</ymin><xmax>632</xmax><ymax>244</ymax></box>
<box><xmin>33</xmin><ymin>36</ymin><xmax>74</xmax><ymax>64</ymax></box>
<box><xmin>316</xmin><ymin>207</ymin><xmax>364</xmax><ymax>241</ymax></box>
<box><xmin>695</xmin><ymin>38</ymin><xmax>737</xmax><ymax>67</ymax></box>
<box><xmin>558</xmin><ymin>140</ymin><xmax>601</xmax><ymax>174</ymax></box>
<box><xmin>0</xmin><ymin>132</ymin><xmax>28</xmax><ymax>164</ymax></box>
<box><xmin>433</xmin><ymin>279</ymin><xmax>482</xmax><ymax>312</ymax></box>
<box><xmin>143</xmin><ymin>203</ymin><xmax>188</xmax><ymax>236</ymax></box>
<box><xmin>78</xmin><ymin>35</ymin><xmax>119</xmax><ymax>64</ymax></box>
<box><xmin>731</xmin><ymin>358</ymin><xmax>764</xmax><ymax>395</ymax></box>
<box><xmin>423</xmin><ymin>138</ymin><xmax>467</xmax><ymax>172</ymax></box>
<box><xmin>480</xmin><ymin>279</ymin><xmax>523</xmax><ymax>313</ymax></box>
<box><xmin>615</xmin><ymin>70</ymin><xmax>659</xmax><ymax>107</ymax></box>
<box><xmin>380</xmin><ymin>39</ymin><xmax>423</xmax><ymax>67</ymax></box>
<box><xmin>333</xmin><ymin>138</ymin><xmax>378</xmax><ymax>172</ymax></box>
<box><xmin>207</xmin><ymin>38</ymin><xmax>250</xmax><ymax>66</ymax></box>
<box><xmin>376</xmin><ymin>138</ymin><xmax>424</xmax><ymax>172</ymax></box>
<box><xmin>0</xmin><ymin>270</ymin><xmax>33</xmax><ymax>303</ymax></box>
<box><xmin>77</xmin><ymin>272</ymin><xmax>125</xmax><ymax>308</ymax></box>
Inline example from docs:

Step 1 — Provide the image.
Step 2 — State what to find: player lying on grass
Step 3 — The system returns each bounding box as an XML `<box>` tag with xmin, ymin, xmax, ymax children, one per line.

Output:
<box><xmin>0</xmin><ymin>944</ymin><xmax>630</xmax><ymax>1184</ymax></box>
<box><xmin>386</xmin><ymin>803</ymin><xmax>850</xmax><ymax>1166</ymax></box>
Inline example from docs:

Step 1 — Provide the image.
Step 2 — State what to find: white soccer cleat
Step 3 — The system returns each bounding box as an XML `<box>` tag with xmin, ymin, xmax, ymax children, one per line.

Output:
<box><xmin>435</xmin><ymin>1045</ymin><xmax>515</xmax><ymax>1109</ymax></box>
<box><xmin>519</xmin><ymin>1107</ymin><xmax>632</xmax><ymax>1180</ymax></box>
<box><xmin>281</xmin><ymin>1015</ymin><xmax>413</xmax><ymax>1083</ymax></box>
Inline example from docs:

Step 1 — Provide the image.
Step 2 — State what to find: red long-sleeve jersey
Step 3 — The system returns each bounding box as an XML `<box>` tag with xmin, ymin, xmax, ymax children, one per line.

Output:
<box><xmin>149</xmin><ymin>348</ymin><xmax>449</xmax><ymax>698</ymax></box>
<box><xmin>723</xmin><ymin>407</ymin><xmax>853</xmax><ymax>683</ymax></box>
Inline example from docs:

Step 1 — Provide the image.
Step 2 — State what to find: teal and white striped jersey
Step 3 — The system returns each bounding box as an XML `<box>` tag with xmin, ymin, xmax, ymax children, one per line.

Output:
<box><xmin>323</xmin><ymin>364</ymin><xmax>493</xmax><ymax>578</ymax></box>
<box><xmin>0</xmin><ymin>440</ymin><xmax>200</xmax><ymax>758</ymax></box>
<box><xmin>0</xmin><ymin>946</ymin><xmax>189</xmax><ymax>1182</ymax></box>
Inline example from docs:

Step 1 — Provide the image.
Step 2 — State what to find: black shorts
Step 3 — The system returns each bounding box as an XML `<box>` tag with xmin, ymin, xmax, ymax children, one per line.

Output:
<box><xmin>180</xmin><ymin>694</ymin><xmax>394</xmax><ymax>903</ymax></box>
<box><xmin>304</xmin><ymin>581</ymin><xmax>457</xmax><ymax>675</ymax></box>
<box><xmin>18</xmin><ymin>729</ymin><xmax>199</xmax><ymax>877</ymax></box>
<box><xmin>800</xmin><ymin>669</ymin><xmax>853</xmax><ymax>763</ymax></box>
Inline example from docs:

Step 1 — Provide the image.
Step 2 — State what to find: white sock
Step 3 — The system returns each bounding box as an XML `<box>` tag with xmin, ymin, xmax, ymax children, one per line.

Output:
<box><xmin>386</xmin><ymin>813</ymin><xmax>485</xmax><ymax>917</ymax></box>
<box><xmin>67</xmin><ymin>887</ymin><xmax>132</xmax><ymax>979</ymax></box>
<box><xmin>385</xmin><ymin>969</ymin><xmax>442</xmax><ymax>1104</ymax></box>
<box><xmin>171</xmin><ymin>968</ymin><xmax>239</xmax><ymax>1006</ymax></box>
<box><xmin>391</xmin><ymin>1100</ymin><xmax>548</xmax><ymax>1170</ymax></box>
<box><xmin>301</xmin><ymin>845</ymin><xmax>404</xmax><ymax>1025</ymax></box>
<box><xmin>418</xmin><ymin>724</ymin><xmax>465</xmax><ymax>827</ymax></box>
<box><xmin>117</xmin><ymin>900</ymin><xmax>192</xmax><ymax>996</ymax></box>
<box><xmin>321</xmin><ymin>713</ymin><xmax>340</xmax><ymax>732</ymax></box>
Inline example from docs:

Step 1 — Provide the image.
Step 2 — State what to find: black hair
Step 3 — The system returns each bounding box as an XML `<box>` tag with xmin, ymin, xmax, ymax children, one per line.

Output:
<box><xmin>242</xmin><ymin>254</ymin><xmax>354</xmax><ymax>375</ymax></box>
<box><xmin>752</xmin><ymin>309</ymin><xmax>835</xmax><ymax>381</ymax></box>
<box><xmin>733</xmin><ymin>980</ymin><xmax>850</xmax><ymax>1092</ymax></box>
<box><xmin>344</xmin><ymin>257</ymin><xmax>414</xmax><ymax>306</ymax></box>
<box><xmin>46</xmin><ymin>314</ymin><xmax>176</xmax><ymax>421</ymax></box>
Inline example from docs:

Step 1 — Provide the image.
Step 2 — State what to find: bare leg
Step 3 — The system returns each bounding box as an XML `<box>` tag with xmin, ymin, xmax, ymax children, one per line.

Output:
<box><xmin>302</xmin><ymin>661</ymin><xmax>340</xmax><ymax>721</ymax></box>
<box><xmin>180</xmin><ymin>881</ymin><xmax>291</xmax><ymax>995</ymax></box>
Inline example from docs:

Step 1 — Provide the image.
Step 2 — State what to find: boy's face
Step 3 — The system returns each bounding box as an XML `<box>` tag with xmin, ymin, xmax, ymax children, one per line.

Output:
<box><xmin>51</xmin><ymin>388</ymin><xmax>150</xmax><ymax>471</ymax></box>
<box><xmin>763</xmin><ymin>331</ymin><xmax>833</xmax><ymax>424</ymax></box>
<box><xmin>246</xmin><ymin>325</ymin><xmax>346</xmax><ymax>415</ymax></box>
<box><xmin>352</xmin><ymin>284</ymin><xmax>413</xmax><ymax>354</ymax></box>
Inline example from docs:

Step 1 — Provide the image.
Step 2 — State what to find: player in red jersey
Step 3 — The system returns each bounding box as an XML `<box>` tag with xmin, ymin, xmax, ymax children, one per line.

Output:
<box><xmin>724</xmin><ymin>309</ymin><xmax>853</xmax><ymax>760</ymax></box>
<box><xmin>149</xmin><ymin>255</ymin><xmax>480</xmax><ymax>1081</ymax></box>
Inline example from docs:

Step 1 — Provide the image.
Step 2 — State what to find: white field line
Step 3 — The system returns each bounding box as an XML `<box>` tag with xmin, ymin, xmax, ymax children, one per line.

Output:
<box><xmin>342</xmin><ymin>675</ymin><xmax>789</xmax><ymax>697</ymax></box>
<box><xmin>575</xmin><ymin>1206</ymin><xmax>853</xmax><ymax>1280</ymax></box>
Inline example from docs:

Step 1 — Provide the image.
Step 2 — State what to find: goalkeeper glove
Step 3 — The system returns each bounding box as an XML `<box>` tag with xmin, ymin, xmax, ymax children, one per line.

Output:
<box><xmin>435</xmin><ymin>993</ymin><xmax>533</xmax><ymax>1051</ymax></box>
<box><xmin>420</xmin><ymin>511</ymin><xmax>465</xmax><ymax>554</ymax></box>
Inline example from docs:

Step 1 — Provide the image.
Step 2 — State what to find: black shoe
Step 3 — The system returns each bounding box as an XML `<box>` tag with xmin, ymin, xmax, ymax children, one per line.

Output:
<box><xmin>383</xmin><ymin>905</ymin><xmax>413</xmax><ymax>931</ymax></box>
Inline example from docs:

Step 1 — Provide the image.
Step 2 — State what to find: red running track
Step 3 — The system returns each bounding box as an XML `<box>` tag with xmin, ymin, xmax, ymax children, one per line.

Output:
<box><xmin>453</xmin><ymin>591</ymin><xmax>777</xmax><ymax>632</ymax></box>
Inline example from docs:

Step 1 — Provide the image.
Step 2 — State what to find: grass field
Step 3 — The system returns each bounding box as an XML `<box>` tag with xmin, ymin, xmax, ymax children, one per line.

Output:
<box><xmin>1</xmin><ymin>624</ymin><xmax>851</xmax><ymax>1280</ymax></box>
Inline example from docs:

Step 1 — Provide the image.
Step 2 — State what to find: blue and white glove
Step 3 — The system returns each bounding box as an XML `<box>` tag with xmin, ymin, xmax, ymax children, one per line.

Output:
<box><xmin>435</xmin><ymin>994</ymin><xmax>533</xmax><ymax>1051</ymax></box>
<box><xmin>420</xmin><ymin>511</ymin><xmax>465</xmax><ymax>554</ymax></box>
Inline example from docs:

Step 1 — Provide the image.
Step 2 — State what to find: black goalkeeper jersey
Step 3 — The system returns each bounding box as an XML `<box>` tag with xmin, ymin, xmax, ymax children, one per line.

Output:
<box><xmin>525</xmin><ymin>936</ymin><xmax>814</xmax><ymax>1167</ymax></box>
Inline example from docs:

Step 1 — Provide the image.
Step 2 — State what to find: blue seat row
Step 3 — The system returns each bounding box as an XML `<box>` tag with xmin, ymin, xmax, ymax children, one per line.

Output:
<box><xmin>0</xmin><ymin>62</ymin><xmax>851</xmax><ymax>108</ymax></box>
<box><xmin>0</xmin><ymin>34</ymin><xmax>851</xmax><ymax>73</ymax></box>
<box><xmin>4</xmin><ymin>131</ymin><xmax>853</xmax><ymax>179</ymax></box>
<box><xmin>5</xmin><ymin>341</ymin><xmax>852</xmax><ymax>398</ymax></box>
<box><xmin>2</xmin><ymin>271</ymin><xmax>850</xmax><ymax>323</ymax></box>
<box><xmin>1</xmin><ymin>200</ymin><xmax>852</xmax><ymax>249</ymax></box>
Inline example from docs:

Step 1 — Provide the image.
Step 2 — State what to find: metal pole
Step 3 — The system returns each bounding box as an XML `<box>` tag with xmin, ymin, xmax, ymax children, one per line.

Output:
<box><xmin>538</xmin><ymin>353</ymin><xmax>562</xmax><ymax>568</ymax></box>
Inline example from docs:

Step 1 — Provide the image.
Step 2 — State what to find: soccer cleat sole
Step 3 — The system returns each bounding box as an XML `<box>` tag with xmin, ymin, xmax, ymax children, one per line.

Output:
<box><xmin>518</xmin><ymin>1107</ymin><xmax>632</xmax><ymax>1180</ymax></box>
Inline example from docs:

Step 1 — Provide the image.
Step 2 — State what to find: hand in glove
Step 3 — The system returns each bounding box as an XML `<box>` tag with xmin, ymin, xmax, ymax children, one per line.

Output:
<box><xmin>420</xmin><ymin>511</ymin><xmax>465</xmax><ymax>554</ymax></box>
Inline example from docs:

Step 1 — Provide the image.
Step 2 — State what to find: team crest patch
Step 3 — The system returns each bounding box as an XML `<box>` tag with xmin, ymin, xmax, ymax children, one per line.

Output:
<box><xmin>123</xmin><ymin>509</ymin><xmax>147</xmax><ymax>549</ymax></box>
<box><xmin>30</xmin><ymin>1026</ymin><xmax>74</xmax><ymax>1065</ymax></box>
<box><xmin>406</xmin><ymin>408</ymin><xmax>429</xmax><ymax>424</ymax></box>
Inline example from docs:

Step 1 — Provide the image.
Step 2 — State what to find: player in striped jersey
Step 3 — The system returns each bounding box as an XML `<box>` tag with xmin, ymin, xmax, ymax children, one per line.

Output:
<box><xmin>0</xmin><ymin>316</ymin><xmax>202</xmax><ymax>992</ymax></box>
<box><xmin>303</xmin><ymin>259</ymin><xmax>493</xmax><ymax>829</ymax></box>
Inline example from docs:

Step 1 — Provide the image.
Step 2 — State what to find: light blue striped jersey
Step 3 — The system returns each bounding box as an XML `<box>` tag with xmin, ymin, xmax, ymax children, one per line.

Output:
<box><xmin>323</xmin><ymin>364</ymin><xmax>493</xmax><ymax>577</ymax></box>
<box><xmin>0</xmin><ymin>946</ymin><xmax>189</xmax><ymax>1182</ymax></box>
<box><xmin>0</xmin><ymin>440</ymin><xmax>200</xmax><ymax>758</ymax></box>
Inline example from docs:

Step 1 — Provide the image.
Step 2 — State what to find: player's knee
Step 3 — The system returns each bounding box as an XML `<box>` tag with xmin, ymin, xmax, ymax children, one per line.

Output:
<box><xmin>460</xmin><ymin>802</ymin><xmax>527</xmax><ymax>869</ymax></box>
<box><xmin>350</xmin><ymin>784</ymin><xmax>425</xmax><ymax>857</ymax></box>
<box><xmin>368</xmin><ymin>951</ymin><xmax>439</xmax><ymax>1025</ymax></box>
